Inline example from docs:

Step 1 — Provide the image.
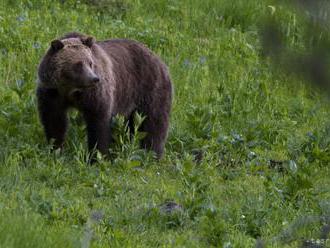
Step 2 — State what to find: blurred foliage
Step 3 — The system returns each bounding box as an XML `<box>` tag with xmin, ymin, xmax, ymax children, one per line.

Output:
<box><xmin>261</xmin><ymin>0</ymin><xmax>330</xmax><ymax>93</ymax></box>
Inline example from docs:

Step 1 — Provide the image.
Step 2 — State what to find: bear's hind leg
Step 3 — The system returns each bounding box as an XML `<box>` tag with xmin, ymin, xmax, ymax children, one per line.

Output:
<box><xmin>140</xmin><ymin>111</ymin><xmax>170</xmax><ymax>159</ymax></box>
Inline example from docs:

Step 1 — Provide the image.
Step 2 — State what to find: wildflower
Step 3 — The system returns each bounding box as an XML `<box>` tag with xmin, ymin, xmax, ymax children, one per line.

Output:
<box><xmin>199</xmin><ymin>56</ymin><xmax>207</xmax><ymax>64</ymax></box>
<box><xmin>16</xmin><ymin>15</ymin><xmax>26</xmax><ymax>22</ymax></box>
<box><xmin>90</xmin><ymin>210</ymin><xmax>104</xmax><ymax>223</ymax></box>
<box><xmin>16</xmin><ymin>79</ymin><xmax>25</xmax><ymax>88</ymax></box>
<box><xmin>183</xmin><ymin>59</ymin><xmax>191</xmax><ymax>68</ymax></box>
<box><xmin>33</xmin><ymin>42</ymin><xmax>41</xmax><ymax>49</ymax></box>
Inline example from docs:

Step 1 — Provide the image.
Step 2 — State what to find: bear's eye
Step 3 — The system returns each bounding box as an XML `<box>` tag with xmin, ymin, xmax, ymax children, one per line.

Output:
<box><xmin>88</xmin><ymin>61</ymin><xmax>93</xmax><ymax>68</ymax></box>
<box><xmin>74</xmin><ymin>62</ymin><xmax>83</xmax><ymax>72</ymax></box>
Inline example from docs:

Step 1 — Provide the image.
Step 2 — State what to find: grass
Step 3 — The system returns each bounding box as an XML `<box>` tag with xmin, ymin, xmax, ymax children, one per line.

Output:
<box><xmin>0</xmin><ymin>0</ymin><xmax>330</xmax><ymax>247</ymax></box>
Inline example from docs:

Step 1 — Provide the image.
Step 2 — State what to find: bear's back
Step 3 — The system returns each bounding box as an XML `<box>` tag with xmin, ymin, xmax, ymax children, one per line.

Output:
<box><xmin>97</xmin><ymin>39</ymin><xmax>155</xmax><ymax>67</ymax></box>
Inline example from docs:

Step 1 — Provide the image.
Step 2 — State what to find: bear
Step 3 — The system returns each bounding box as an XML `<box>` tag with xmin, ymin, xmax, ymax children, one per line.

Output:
<box><xmin>37</xmin><ymin>32</ymin><xmax>172</xmax><ymax>159</ymax></box>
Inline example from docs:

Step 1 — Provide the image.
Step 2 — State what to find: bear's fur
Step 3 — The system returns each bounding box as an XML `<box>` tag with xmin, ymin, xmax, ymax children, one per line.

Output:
<box><xmin>37</xmin><ymin>32</ymin><xmax>172</xmax><ymax>159</ymax></box>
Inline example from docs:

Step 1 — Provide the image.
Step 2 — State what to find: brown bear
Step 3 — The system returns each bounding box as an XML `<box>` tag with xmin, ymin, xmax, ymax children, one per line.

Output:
<box><xmin>37</xmin><ymin>32</ymin><xmax>172</xmax><ymax>159</ymax></box>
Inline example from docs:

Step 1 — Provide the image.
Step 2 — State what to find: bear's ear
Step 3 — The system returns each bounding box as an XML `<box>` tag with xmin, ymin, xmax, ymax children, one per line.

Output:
<box><xmin>50</xmin><ymin>40</ymin><xmax>64</xmax><ymax>51</ymax></box>
<box><xmin>81</xmin><ymin>36</ymin><xmax>95</xmax><ymax>48</ymax></box>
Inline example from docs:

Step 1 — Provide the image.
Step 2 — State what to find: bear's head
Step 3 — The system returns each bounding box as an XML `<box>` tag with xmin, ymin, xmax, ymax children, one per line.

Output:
<box><xmin>44</xmin><ymin>36</ymin><xmax>100</xmax><ymax>95</ymax></box>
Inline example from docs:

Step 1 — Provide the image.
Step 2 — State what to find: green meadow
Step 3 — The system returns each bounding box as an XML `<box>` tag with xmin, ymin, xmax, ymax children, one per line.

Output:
<box><xmin>0</xmin><ymin>0</ymin><xmax>330</xmax><ymax>247</ymax></box>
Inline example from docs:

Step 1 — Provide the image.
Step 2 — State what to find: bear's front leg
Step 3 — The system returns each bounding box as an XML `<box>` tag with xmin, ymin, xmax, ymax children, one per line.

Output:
<box><xmin>37</xmin><ymin>87</ymin><xmax>68</xmax><ymax>149</ymax></box>
<box><xmin>84</xmin><ymin>113</ymin><xmax>111</xmax><ymax>158</ymax></box>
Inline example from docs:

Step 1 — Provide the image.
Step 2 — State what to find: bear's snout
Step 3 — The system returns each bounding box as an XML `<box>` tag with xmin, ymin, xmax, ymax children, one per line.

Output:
<box><xmin>91</xmin><ymin>76</ymin><xmax>100</xmax><ymax>83</ymax></box>
<box><xmin>84</xmin><ymin>66</ymin><xmax>100</xmax><ymax>85</ymax></box>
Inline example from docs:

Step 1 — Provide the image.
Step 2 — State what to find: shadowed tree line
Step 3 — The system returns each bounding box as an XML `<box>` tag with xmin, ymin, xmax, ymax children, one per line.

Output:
<box><xmin>261</xmin><ymin>0</ymin><xmax>330</xmax><ymax>94</ymax></box>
